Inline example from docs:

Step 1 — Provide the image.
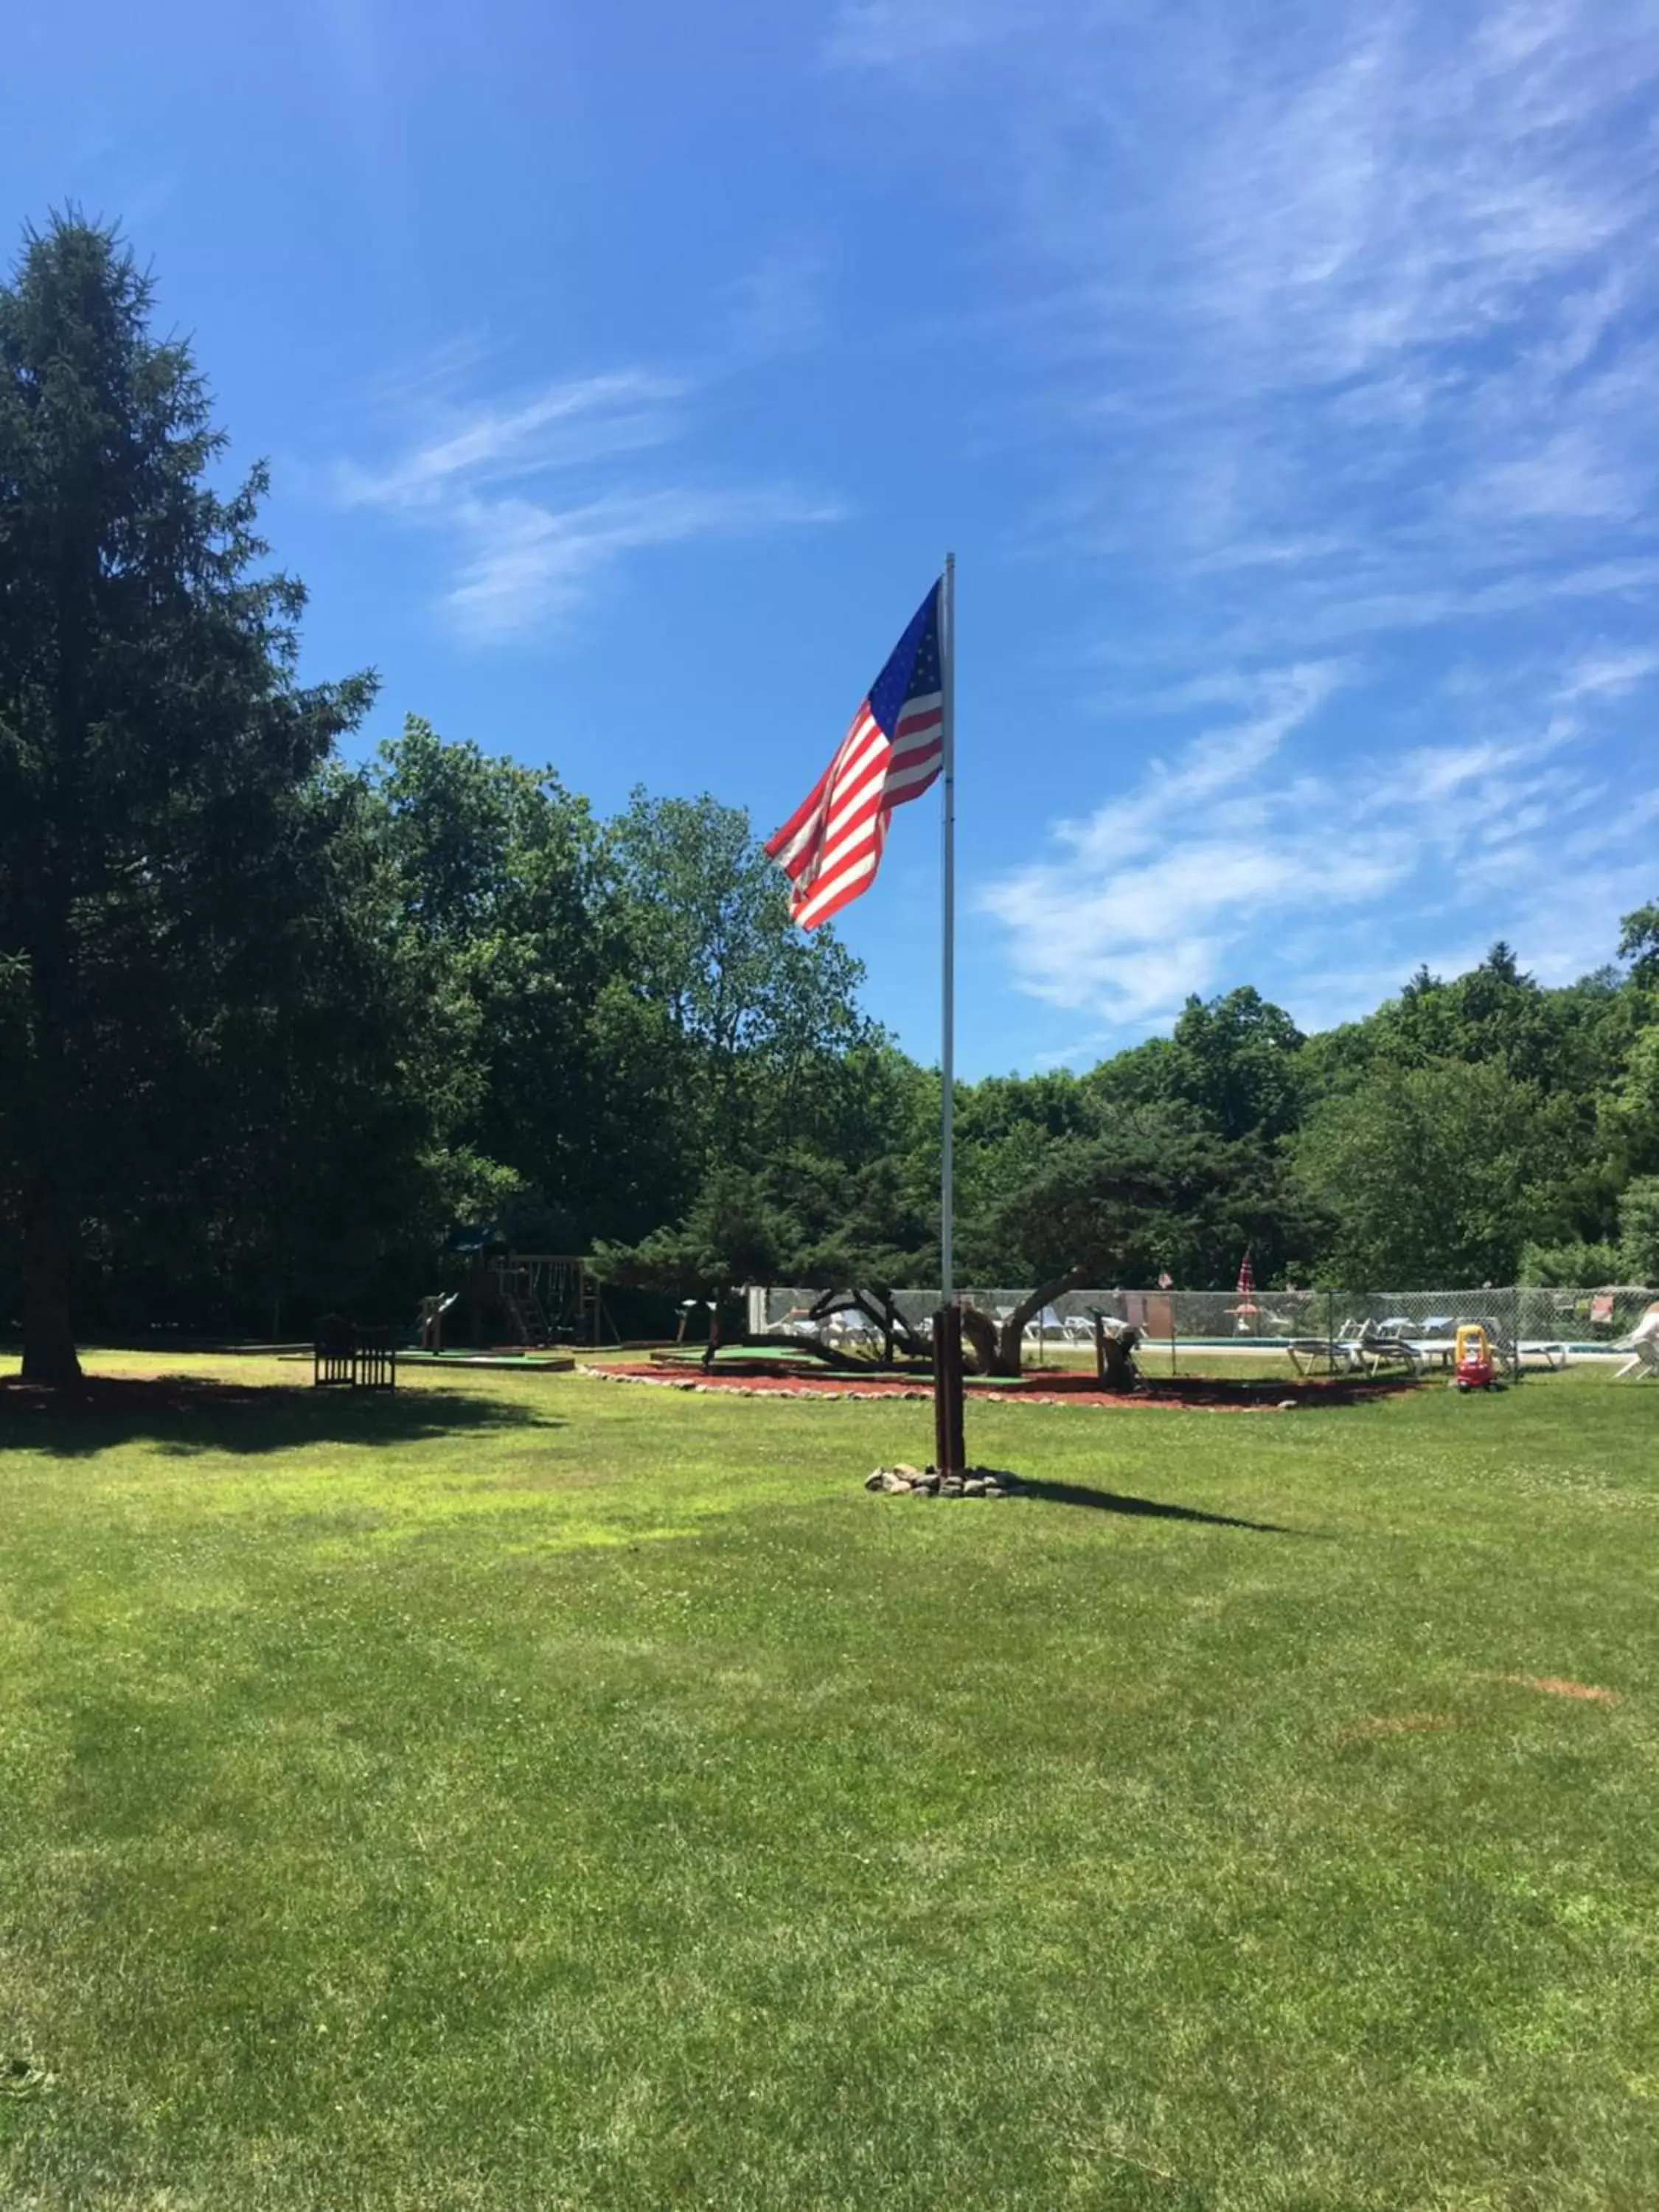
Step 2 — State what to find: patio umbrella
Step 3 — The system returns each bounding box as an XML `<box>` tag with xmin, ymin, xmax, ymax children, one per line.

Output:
<box><xmin>1229</xmin><ymin>1251</ymin><xmax>1260</xmax><ymax>1333</ymax></box>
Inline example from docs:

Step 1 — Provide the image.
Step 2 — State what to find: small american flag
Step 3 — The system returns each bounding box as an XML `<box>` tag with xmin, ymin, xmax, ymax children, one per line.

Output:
<box><xmin>1237</xmin><ymin>1251</ymin><xmax>1256</xmax><ymax>1299</ymax></box>
<box><xmin>765</xmin><ymin>583</ymin><xmax>945</xmax><ymax>929</ymax></box>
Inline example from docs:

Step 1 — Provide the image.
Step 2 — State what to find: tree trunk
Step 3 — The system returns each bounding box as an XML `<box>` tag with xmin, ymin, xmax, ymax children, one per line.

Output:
<box><xmin>959</xmin><ymin>1304</ymin><xmax>999</xmax><ymax>1375</ymax></box>
<box><xmin>745</xmin><ymin>1330</ymin><xmax>876</xmax><ymax>1369</ymax></box>
<box><xmin>1095</xmin><ymin>1318</ymin><xmax>1139</xmax><ymax>1392</ymax></box>
<box><xmin>961</xmin><ymin>1267</ymin><xmax>1087</xmax><ymax>1377</ymax></box>
<box><xmin>20</xmin><ymin>867</ymin><xmax>82</xmax><ymax>1389</ymax></box>
<box><xmin>21</xmin><ymin>1173</ymin><xmax>82</xmax><ymax>1387</ymax></box>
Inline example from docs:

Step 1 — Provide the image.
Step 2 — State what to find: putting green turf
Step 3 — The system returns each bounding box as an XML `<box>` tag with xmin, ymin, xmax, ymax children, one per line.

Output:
<box><xmin>0</xmin><ymin>1352</ymin><xmax>1654</xmax><ymax>2209</ymax></box>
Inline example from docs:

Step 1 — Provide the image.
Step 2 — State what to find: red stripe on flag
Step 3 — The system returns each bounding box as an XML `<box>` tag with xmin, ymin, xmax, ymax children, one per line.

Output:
<box><xmin>767</xmin><ymin>644</ymin><xmax>943</xmax><ymax>928</ymax></box>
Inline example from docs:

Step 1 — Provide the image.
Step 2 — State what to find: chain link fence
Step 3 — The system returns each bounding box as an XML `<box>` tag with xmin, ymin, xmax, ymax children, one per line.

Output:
<box><xmin>748</xmin><ymin>1284</ymin><xmax>1659</xmax><ymax>1377</ymax></box>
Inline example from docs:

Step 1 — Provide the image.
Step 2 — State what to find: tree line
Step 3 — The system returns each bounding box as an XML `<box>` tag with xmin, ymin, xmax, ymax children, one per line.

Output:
<box><xmin>4</xmin><ymin>218</ymin><xmax>1658</xmax><ymax>1380</ymax></box>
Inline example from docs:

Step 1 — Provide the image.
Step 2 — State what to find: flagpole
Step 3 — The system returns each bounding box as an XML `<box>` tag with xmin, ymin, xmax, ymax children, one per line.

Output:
<box><xmin>940</xmin><ymin>552</ymin><xmax>956</xmax><ymax>1311</ymax></box>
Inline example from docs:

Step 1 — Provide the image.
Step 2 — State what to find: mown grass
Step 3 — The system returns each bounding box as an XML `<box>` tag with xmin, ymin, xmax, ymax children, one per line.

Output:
<box><xmin>0</xmin><ymin>1352</ymin><xmax>1655</xmax><ymax>2210</ymax></box>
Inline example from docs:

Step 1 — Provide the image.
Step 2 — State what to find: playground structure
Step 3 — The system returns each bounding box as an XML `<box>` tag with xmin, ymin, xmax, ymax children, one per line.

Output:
<box><xmin>418</xmin><ymin>1252</ymin><xmax>619</xmax><ymax>1352</ymax></box>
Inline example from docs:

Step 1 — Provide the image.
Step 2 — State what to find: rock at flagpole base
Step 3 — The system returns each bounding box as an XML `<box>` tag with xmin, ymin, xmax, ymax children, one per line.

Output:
<box><xmin>864</xmin><ymin>1464</ymin><xmax>1018</xmax><ymax>1498</ymax></box>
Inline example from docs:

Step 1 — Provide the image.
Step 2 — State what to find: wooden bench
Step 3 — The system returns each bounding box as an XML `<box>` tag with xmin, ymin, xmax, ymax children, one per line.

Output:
<box><xmin>313</xmin><ymin>1317</ymin><xmax>397</xmax><ymax>1391</ymax></box>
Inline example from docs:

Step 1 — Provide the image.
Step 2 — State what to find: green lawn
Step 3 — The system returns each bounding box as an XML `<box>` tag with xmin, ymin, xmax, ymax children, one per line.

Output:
<box><xmin>0</xmin><ymin>1354</ymin><xmax>1654</xmax><ymax>2211</ymax></box>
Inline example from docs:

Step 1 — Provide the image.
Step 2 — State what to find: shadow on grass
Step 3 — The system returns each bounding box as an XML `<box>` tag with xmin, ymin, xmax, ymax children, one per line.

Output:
<box><xmin>0</xmin><ymin>1375</ymin><xmax>560</xmax><ymax>1460</ymax></box>
<box><xmin>1012</xmin><ymin>1475</ymin><xmax>1302</xmax><ymax>1534</ymax></box>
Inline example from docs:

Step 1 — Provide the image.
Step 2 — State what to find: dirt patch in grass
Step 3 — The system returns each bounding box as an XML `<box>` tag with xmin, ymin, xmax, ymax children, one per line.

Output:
<box><xmin>1338</xmin><ymin>1713</ymin><xmax>1458</xmax><ymax>1741</ymax></box>
<box><xmin>591</xmin><ymin>1360</ymin><xmax>1416</xmax><ymax>1411</ymax></box>
<box><xmin>1502</xmin><ymin>1674</ymin><xmax>1620</xmax><ymax>1704</ymax></box>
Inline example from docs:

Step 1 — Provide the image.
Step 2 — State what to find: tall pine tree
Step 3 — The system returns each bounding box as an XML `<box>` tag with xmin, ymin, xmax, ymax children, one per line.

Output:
<box><xmin>0</xmin><ymin>216</ymin><xmax>375</xmax><ymax>1382</ymax></box>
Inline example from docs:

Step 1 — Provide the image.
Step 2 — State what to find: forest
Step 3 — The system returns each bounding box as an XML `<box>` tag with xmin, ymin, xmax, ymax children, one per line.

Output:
<box><xmin>5</xmin><ymin>219</ymin><xmax>1659</xmax><ymax>1379</ymax></box>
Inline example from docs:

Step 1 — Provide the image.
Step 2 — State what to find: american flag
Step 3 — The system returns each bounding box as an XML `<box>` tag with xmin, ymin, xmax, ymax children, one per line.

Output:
<box><xmin>765</xmin><ymin>583</ymin><xmax>945</xmax><ymax>929</ymax></box>
<box><xmin>1237</xmin><ymin>1251</ymin><xmax>1256</xmax><ymax>1298</ymax></box>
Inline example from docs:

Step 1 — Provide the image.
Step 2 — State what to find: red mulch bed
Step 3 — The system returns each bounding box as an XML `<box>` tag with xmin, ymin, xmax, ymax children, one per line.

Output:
<box><xmin>585</xmin><ymin>1360</ymin><xmax>1415</xmax><ymax>1411</ymax></box>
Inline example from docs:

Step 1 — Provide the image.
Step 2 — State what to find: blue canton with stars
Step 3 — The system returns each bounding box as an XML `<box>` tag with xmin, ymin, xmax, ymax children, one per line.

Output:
<box><xmin>866</xmin><ymin>582</ymin><xmax>942</xmax><ymax>738</ymax></box>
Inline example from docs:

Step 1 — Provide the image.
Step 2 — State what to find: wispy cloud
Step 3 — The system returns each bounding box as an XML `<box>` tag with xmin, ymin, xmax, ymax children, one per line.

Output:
<box><xmin>824</xmin><ymin>0</ymin><xmax>1032</xmax><ymax>70</ymax></box>
<box><xmin>878</xmin><ymin>0</ymin><xmax>1659</xmax><ymax>663</ymax></box>
<box><xmin>1038</xmin><ymin>661</ymin><xmax>1354</xmax><ymax>875</ymax></box>
<box><xmin>335</xmin><ymin>349</ymin><xmax>841</xmax><ymax>642</ymax></box>
<box><xmin>1557</xmin><ymin>646</ymin><xmax>1659</xmax><ymax>703</ymax></box>
<box><xmin>840</xmin><ymin>0</ymin><xmax>1659</xmax><ymax>1043</ymax></box>
<box><xmin>981</xmin><ymin>647</ymin><xmax>1659</xmax><ymax>1031</ymax></box>
<box><xmin>335</xmin><ymin>372</ymin><xmax>686</xmax><ymax>511</ymax></box>
<box><xmin>443</xmin><ymin>483</ymin><xmax>844</xmax><ymax>644</ymax></box>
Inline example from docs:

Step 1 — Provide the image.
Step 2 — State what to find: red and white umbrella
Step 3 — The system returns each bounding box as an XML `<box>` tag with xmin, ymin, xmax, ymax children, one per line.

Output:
<box><xmin>1229</xmin><ymin>1251</ymin><xmax>1260</xmax><ymax>1328</ymax></box>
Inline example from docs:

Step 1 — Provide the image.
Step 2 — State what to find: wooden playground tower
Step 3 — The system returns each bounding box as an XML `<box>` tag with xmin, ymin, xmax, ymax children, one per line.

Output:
<box><xmin>493</xmin><ymin>1252</ymin><xmax>618</xmax><ymax>1347</ymax></box>
<box><xmin>422</xmin><ymin>1253</ymin><xmax>619</xmax><ymax>1351</ymax></box>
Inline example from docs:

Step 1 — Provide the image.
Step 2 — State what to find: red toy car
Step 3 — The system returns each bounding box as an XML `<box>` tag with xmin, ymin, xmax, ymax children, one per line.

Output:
<box><xmin>1453</xmin><ymin>1323</ymin><xmax>1495</xmax><ymax>1390</ymax></box>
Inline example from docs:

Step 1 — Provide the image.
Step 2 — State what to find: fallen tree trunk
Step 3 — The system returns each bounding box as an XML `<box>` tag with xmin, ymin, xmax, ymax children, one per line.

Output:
<box><xmin>733</xmin><ymin>1287</ymin><xmax>933</xmax><ymax>1370</ymax></box>
<box><xmin>736</xmin><ymin>1332</ymin><xmax>922</xmax><ymax>1371</ymax></box>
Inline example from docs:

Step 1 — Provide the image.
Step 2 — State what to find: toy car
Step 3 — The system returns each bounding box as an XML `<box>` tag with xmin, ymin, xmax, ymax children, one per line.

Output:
<box><xmin>1453</xmin><ymin>1323</ymin><xmax>1495</xmax><ymax>1391</ymax></box>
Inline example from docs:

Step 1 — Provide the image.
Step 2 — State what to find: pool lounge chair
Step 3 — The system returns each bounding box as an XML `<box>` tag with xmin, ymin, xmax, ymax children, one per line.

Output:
<box><xmin>1286</xmin><ymin>1321</ymin><xmax>1422</xmax><ymax>1377</ymax></box>
<box><xmin>1613</xmin><ymin>1303</ymin><xmax>1659</xmax><ymax>1380</ymax></box>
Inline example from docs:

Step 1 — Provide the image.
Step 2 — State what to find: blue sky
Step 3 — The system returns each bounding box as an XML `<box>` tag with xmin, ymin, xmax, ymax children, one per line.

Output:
<box><xmin>7</xmin><ymin>0</ymin><xmax>1659</xmax><ymax>1077</ymax></box>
